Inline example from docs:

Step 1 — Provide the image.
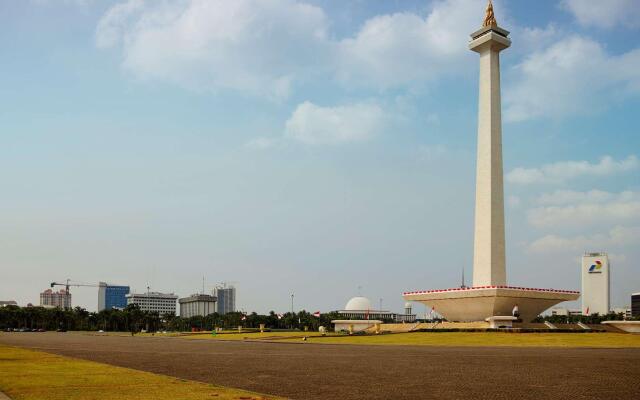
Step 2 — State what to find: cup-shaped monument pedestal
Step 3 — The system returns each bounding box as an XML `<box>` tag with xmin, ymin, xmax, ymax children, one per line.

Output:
<box><xmin>404</xmin><ymin>286</ymin><xmax>579</xmax><ymax>322</ymax></box>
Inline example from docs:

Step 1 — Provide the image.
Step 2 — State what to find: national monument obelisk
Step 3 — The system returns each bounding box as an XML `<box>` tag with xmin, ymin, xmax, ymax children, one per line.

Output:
<box><xmin>470</xmin><ymin>0</ymin><xmax>509</xmax><ymax>287</ymax></box>
<box><xmin>403</xmin><ymin>1</ymin><xmax>579</xmax><ymax>322</ymax></box>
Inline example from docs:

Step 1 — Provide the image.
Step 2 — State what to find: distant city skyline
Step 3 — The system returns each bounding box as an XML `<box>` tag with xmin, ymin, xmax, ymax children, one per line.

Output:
<box><xmin>1</xmin><ymin>0</ymin><xmax>639</xmax><ymax>313</ymax></box>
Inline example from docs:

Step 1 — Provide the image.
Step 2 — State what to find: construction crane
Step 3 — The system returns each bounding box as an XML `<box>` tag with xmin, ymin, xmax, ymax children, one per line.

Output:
<box><xmin>50</xmin><ymin>279</ymin><xmax>100</xmax><ymax>309</ymax></box>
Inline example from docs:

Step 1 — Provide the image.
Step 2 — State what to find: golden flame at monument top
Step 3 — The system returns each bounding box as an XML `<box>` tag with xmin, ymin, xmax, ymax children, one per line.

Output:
<box><xmin>482</xmin><ymin>0</ymin><xmax>497</xmax><ymax>27</ymax></box>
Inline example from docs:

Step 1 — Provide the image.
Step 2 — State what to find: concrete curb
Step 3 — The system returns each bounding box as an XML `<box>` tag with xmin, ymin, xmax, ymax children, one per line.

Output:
<box><xmin>0</xmin><ymin>391</ymin><xmax>12</xmax><ymax>400</ymax></box>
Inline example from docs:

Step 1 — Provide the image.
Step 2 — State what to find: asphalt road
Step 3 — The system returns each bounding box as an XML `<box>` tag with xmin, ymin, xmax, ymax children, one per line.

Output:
<box><xmin>1</xmin><ymin>332</ymin><xmax>639</xmax><ymax>400</ymax></box>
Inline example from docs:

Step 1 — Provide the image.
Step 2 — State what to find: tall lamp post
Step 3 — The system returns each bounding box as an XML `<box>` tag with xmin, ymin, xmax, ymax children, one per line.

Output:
<box><xmin>290</xmin><ymin>293</ymin><xmax>295</xmax><ymax>330</ymax></box>
<box><xmin>146</xmin><ymin>286</ymin><xmax>151</xmax><ymax>332</ymax></box>
<box><xmin>146</xmin><ymin>286</ymin><xmax>150</xmax><ymax>313</ymax></box>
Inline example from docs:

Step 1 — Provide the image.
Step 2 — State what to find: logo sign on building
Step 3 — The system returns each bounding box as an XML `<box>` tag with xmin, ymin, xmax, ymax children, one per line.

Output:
<box><xmin>588</xmin><ymin>260</ymin><xmax>603</xmax><ymax>274</ymax></box>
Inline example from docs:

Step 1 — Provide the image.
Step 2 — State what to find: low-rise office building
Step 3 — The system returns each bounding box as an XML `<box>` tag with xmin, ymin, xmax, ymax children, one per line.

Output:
<box><xmin>0</xmin><ymin>300</ymin><xmax>17</xmax><ymax>307</ymax></box>
<box><xmin>550</xmin><ymin>308</ymin><xmax>582</xmax><ymax>317</ymax></box>
<box><xmin>179</xmin><ymin>294</ymin><xmax>217</xmax><ymax>318</ymax></box>
<box><xmin>126</xmin><ymin>292</ymin><xmax>178</xmax><ymax>315</ymax></box>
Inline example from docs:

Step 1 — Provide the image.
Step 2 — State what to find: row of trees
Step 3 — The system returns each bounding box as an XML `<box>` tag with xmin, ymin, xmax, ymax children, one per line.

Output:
<box><xmin>165</xmin><ymin>310</ymin><xmax>343</xmax><ymax>332</ymax></box>
<box><xmin>4</xmin><ymin>305</ymin><xmax>634</xmax><ymax>332</ymax></box>
<box><xmin>0</xmin><ymin>304</ymin><xmax>343</xmax><ymax>332</ymax></box>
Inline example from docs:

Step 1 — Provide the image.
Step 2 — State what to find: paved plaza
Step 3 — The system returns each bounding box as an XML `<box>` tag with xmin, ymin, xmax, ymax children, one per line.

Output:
<box><xmin>1</xmin><ymin>332</ymin><xmax>639</xmax><ymax>400</ymax></box>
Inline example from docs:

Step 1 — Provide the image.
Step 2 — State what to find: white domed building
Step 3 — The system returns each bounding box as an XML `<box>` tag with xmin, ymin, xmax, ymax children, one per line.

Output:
<box><xmin>336</xmin><ymin>296</ymin><xmax>416</xmax><ymax>323</ymax></box>
<box><xmin>344</xmin><ymin>296</ymin><xmax>372</xmax><ymax>312</ymax></box>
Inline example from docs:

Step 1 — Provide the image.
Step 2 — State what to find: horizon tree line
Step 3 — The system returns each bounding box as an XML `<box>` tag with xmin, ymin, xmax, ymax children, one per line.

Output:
<box><xmin>2</xmin><ymin>304</ymin><xmax>635</xmax><ymax>332</ymax></box>
<box><xmin>0</xmin><ymin>304</ymin><xmax>347</xmax><ymax>332</ymax></box>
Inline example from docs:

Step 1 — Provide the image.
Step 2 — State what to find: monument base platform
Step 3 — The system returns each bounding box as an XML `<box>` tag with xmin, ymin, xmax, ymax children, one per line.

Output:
<box><xmin>331</xmin><ymin>320</ymin><xmax>382</xmax><ymax>333</ymax></box>
<box><xmin>403</xmin><ymin>286</ymin><xmax>579</xmax><ymax>322</ymax></box>
<box><xmin>602</xmin><ymin>321</ymin><xmax>640</xmax><ymax>334</ymax></box>
<box><xmin>485</xmin><ymin>316</ymin><xmax>517</xmax><ymax>329</ymax></box>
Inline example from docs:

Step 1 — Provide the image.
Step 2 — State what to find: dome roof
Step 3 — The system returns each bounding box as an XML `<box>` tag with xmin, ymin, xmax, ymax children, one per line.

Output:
<box><xmin>404</xmin><ymin>302</ymin><xmax>412</xmax><ymax>308</ymax></box>
<box><xmin>344</xmin><ymin>296</ymin><xmax>372</xmax><ymax>311</ymax></box>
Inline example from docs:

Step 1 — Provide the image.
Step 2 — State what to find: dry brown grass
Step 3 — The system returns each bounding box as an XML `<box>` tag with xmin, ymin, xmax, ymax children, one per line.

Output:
<box><xmin>0</xmin><ymin>344</ymin><xmax>281</xmax><ymax>400</ymax></box>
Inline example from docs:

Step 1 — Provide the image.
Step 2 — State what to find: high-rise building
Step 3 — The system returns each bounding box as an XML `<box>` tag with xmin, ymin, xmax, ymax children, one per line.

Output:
<box><xmin>632</xmin><ymin>293</ymin><xmax>640</xmax><ymax>318</ymax></box>
<box><xmin>98</xmin><ymin>282</ymin><xmax>130</xmax><ymax>311</ymax></box>
<box><xmin>215</xmin><ymin>286</ymin><xmax>236</xmax><ymax>315</ymax></box>
<box><xmin>178</xmin><ymin>294</ymin><xmax>217</xmax><ymax>318</ymax></box>
<box><xmin>40</xmin><ymin>289</ymin><xmax>72</xmax><ymax>309</ymax></box>
<box><xmin>581</xmin><ymin>253</ymin><xmax>610</xmax><ymax>315</ymax></box>
<box><xmin>125</xmin><ymin>292</ymin><xmax>178</xmax><ymax>315</ymax></box>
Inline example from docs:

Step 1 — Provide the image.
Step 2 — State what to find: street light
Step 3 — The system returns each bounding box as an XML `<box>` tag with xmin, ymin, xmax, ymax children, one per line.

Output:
<box><xmin>146</xmin><ymin>286</ymin><xmax>150</xmax><ymax>313</ymax></box>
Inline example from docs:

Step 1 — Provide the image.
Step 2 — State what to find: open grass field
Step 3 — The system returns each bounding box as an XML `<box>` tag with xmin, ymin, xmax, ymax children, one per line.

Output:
<box><xmin>181</xmin><ymin>330</ymin><xmax>326</xmax><ymax>341</ymax></box>
<box><xmin>174</xmin><ymin>330</ymin><xmax>640</xmax><ymax>348</ymax></box>
<box><xmin>285</xmin><ymin>331</ymin><xmax>640</xmax><ymax>347</ymax></box>
<box><xmin>0</xmin><ymin>344</ymin><xmax>279</xmax><ymax>400</ymax></box>
<box><xmin>2</xmin><ymin>331</ymin><xmax>640</xmax><ymax>399</ymax></box>
<box><xmin>67</xmin><ymin>329</ymin><xmax>640</xmax><ymax>348</ymax></box>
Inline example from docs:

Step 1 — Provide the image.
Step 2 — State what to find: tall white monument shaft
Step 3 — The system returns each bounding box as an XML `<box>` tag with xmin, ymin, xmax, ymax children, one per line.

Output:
<box><xmin>403</xmin><ymin>3</ymin><xmax>580</xmax><ymax>322</ymax></box>
<box><xmin>469</xmin><ymin>7</ymin><xmax>511</xmax><ymax>287</ymax></box>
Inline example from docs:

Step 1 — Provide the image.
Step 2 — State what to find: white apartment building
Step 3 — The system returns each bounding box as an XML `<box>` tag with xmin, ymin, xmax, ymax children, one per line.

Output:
<box><xmin>126</xmin><ymin>292</ymin><xmax>178</xmax><ymax>315</ymax></box>
<box><xmin>40</xmin><ymin>289</ymin><xmax>72</xmax><ymax>310</ymax></box>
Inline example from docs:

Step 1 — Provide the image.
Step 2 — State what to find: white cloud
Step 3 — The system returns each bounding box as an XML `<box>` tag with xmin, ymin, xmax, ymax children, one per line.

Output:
<box><xmin>506</xmin><ymin>155</ymin><xmax>638</xmax><ymax>185</ymax></box>
<box><xmin>285</xmin><ymin>101</ymin><xmax>387</xmax><ymax>145</ymax></box>
<box><xmin>95</xmin><ymin>0</ymin><xmax>144</xmax><ymax>48</ymax></box>
<box><xmin>528</xmin><ymin>191</ymin><xmax>640</xmax><ymax>228</ymax></box>
<box><xmin>528</xmin><ymin>225</ymin><xmax>640</xmax><ymax>253</ymax></box>
<box><xmin>561</xmin><ymin>0</ymin><xmax>640</xmax><ymax>29</ymax></box>
<box><xmin>96</xmin><ymin>0</ymin><xmax>330</xmax><ymax>100</ymax></box>
<box><xmin>96</xmin><ymin>0</ymin><xmax>495</xmax><ymax>97</ymax></box>
<box><xmin>336</xmin><ymin>0</ymin><xmax>480</xmax><ymax>88</ymax></box>
<box><xmin>96</xmin><ymin>0</ymin><xmax>640</xmax><ymax>120</ymax></box>
<box><xmin>504</xmin><ymin>36</ymin><xmax>640</xmax><ymax>122</ymax></box>
<box><xmin>511</xmin><ymin>24</ymin><xmax>561</xmax><ymax>54</ymax></box>
<box><xmin>537</xmin><ymin>189</ymin><xmax>636</xmax><ymax>205</ymax></box>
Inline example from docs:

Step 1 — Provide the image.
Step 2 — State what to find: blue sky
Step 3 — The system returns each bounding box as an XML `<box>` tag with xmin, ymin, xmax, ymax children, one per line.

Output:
<box><xmin>1</xmin><ymin>0</ymin><xmax>638</xmax><ymax>314</ymax></box>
